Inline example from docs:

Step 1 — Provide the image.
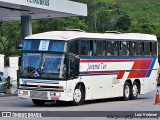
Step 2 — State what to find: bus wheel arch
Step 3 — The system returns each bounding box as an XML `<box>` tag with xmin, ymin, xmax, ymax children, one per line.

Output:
<box><xmin>72</xmin><ymin>82</ymin><xmax>85</xmax><ymax>106</ymax></box>
<box><xmin>131</xmin><ymin>79</ymin><xmax>140</xmax><ymax>100</ymax></box>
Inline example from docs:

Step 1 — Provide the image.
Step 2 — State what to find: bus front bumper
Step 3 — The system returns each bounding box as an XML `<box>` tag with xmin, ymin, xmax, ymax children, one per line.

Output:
<box><xmin>18</xmin><ymin>89</ymin><xmax>67</xmax><ymax>101</ymax></box>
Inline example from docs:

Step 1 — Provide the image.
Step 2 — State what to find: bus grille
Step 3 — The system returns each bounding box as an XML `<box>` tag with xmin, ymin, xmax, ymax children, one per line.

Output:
<box><xmin>30</xmin><ymin>91</ymin><xmax>48</xmax><ymax>99</ymax></box>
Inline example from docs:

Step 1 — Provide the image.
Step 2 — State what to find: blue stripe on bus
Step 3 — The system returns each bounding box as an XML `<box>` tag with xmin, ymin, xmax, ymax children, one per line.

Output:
<box><xmin>81</xmin><ymin>57</ymin><xmax>156</xmax><ymax>60</ymax></box>
<box><xmin>146</xmin><ymin>58</ymin><xmax>157</xmax><ymax>77</ymax></box>
<box><xmin>80</xmin><ymin>73</ymin><xmax>117</xmax><ymax>76</ymax></box>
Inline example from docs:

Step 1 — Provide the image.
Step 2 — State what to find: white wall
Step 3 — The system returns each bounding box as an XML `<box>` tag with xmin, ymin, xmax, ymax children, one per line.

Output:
<box><xmin>9</xmin><ymin>57</ymin><xmax>19</xmax><ymax>80</ymax></box>
<box><xmin>4</xmin><ymin>57</ymin><xmax>19</xmax><ymax>80</ymax></box>
<box><xmin>4</xmin><ymin>67</ymin><xmax>9</xmax><ymax>78</ymax></box>
<box><xmin>4</xmin><ymin>57</ymin><xmax>19</xmax><ymax>94</ymax></box>
<box><xmin>0</xmin><ymin>54</ymin><xmax>4</xmax><ymax>74</ymax></box>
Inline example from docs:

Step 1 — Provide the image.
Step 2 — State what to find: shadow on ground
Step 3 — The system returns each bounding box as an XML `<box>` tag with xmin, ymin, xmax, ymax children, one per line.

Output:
<box><xmin>29</xmin><ymin>96</ymin><xmax>151</xmax><ymax>108</ymax></box>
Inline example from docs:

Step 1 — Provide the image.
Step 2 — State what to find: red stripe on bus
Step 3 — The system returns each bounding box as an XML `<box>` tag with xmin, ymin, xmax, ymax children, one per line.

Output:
<box><xmin>117</xmin><ymin>71</ymin><xmax>125</xmax><ymax>79</ymax></box>
<box><xmin>128</xmin><ymin>59</ymin><xmax>152</xmax><ymax>78</ymax></box>
<box><xmin>81</xmin><ymin>59</ymin><xmax>153</xmax><ymax>78</ymax></box>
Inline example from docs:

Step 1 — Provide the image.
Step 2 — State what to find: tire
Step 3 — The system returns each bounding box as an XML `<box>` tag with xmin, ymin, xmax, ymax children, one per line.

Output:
<box><xmin>123</xmin><ymin>82</ymin><xmax>131</xmax><ymax>101</ymax></box>
<box><xmin>72</xmin><ymin>85</ymin><xmax>85</xmax><ymax>106</ymax></box>
<box><xmin>131</xmin><ymin>82</ymin><xmax>139</xmax><ymax>100</ymax></box>
<box><xmin>32</xmin><ymin>99</ymin><xmax>45</xmax><ymax>106</ymax></box>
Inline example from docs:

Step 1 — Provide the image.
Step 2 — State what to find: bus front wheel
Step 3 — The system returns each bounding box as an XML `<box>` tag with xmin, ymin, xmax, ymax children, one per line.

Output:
<box><xmin>72</xmin><ymin>85</ymin><xmax>85</xmax><ymax>106</ymax></box>
<box><xmin>131</xmin><ymin>82</ymin><xmax>139</xmax><ymax>100</ymax></box>
<box><xmin>123</xmin><ymin>82</ymin><xmax>131</xmax><ymax>101</ymax></box>
<box><xmin>32</xmin><ymin>99</ymin><xmax>45</xmax><ymax>106</ymax></box>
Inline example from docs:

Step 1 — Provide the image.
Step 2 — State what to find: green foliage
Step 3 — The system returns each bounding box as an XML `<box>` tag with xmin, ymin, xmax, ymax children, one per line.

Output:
<box><xmin>4</xmin><ymin>80</ymin><xmax>12</xmax><ymax>89</ymax></box>
<box><xmin>129</xmin><ymin>18</ymin><xmax>156</xmax><ymax>34</ymax></box>
<box><xmin>33</xmin><ymin>17</ymin><xmax>88</xmax><ymax>34</ymax></box>
<box><xmin>115</xmin><ymin>14</ymin><xmax>131</xmax><ymax>31</ymax></box>
<box><xmin>0</xmin><ymin>21</ymin><xmax>21</xmax><ymax>65</ymax></box>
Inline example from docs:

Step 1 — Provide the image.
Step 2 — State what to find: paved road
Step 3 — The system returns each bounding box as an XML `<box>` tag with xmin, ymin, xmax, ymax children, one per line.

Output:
<box><xmin>0</xmin><ymin>87</ymin><xmax>160</xmax><ymax>119</ymax></box>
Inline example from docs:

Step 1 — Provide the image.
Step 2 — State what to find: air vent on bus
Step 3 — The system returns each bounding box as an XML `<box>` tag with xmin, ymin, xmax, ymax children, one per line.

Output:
<box><xmin>105</xmin><ymin>31</ymin><xmax>121</xmax><ymax>34</ymax></box>
<box><xmin>66</xmin><ymin>29</ymin><xmax>85</xmax><ymax>32</ymax></box>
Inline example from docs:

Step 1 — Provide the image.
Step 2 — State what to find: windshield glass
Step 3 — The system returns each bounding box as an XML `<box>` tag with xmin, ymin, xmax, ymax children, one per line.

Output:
<box><xmin>23</xmin><ymin>40</ymin><xmax>66</xmax><ymax>52</ymax></box>
<box><xmin>21</xmin><ymin>53</ymin><xmax>66</xmax><ymax>79</ymax></box>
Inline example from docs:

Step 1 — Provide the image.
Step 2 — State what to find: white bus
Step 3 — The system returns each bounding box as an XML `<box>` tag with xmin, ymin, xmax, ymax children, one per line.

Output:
<box><xmin>18</xmin><ymin>30</ymin><xmax>158</xmax><ymax>106</ymax></box>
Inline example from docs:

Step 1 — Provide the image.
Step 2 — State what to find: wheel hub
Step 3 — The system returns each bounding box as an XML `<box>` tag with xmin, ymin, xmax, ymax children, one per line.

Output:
<box><xmin>133</xmin><ymin>85</ymin><xmax>138</xmax><ymax>96</ymax></box>
<box><xmin>73</xmin><ymin>89</ymin><xmax>81</xmax><ymax>102</ymax></box>
<box><xmin>125</xmin><ymin>85</ymin><xmax>130</xmax><ymax>97</ymax></box>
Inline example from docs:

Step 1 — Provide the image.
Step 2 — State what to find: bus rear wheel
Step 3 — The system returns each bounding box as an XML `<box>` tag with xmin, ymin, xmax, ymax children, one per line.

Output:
<box><xmin>72</xmin><ymin>85</ymin><xmax>85</xmax><ymax>106</ymax></box>
<box><xmin>131</xmin><ymin>82</ymin><xmax>139</xmax><ymax>100</ymax></box>
<box><xmin>123</xmin><ymin>82</ymin><xmax>131</xmax><ymax>101</ymax></box>
<box><xmin>32</xmin><ymin>99</ymin><xmax>45</xmax><ymax>106</ymax></box>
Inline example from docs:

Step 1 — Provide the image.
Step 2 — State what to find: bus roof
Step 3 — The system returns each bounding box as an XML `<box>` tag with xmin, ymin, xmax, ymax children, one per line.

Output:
<box><xmin>25</xmin><ymin>31</ymin><xmax>157</xmax><ymax>41</ymax></box>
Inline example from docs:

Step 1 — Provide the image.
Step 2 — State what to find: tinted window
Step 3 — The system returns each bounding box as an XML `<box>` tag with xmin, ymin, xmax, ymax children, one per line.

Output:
<box><xmin>143</xmin><ymin>42</ymin><xmax>151</xmax><ymax>56</ymax></box>
<box><xmin>23</xmin><ymin>40</ymin><xmax>40</xmax><ymax>50</ymax></box>
<box><xmin>49</xmin><ymin>41</ymin><xmax>66</xmax><ymax>52</ymax></box>
<box><xmin>107</xmin><ymin>41</ymin><xmax>118</xmax><ymax>56</ymax></box>
<box><xmin>96</xmin><ymin>41</ymin><xmax>105</xmax><ymax>56</ymax></box>
<box><xmin>80</xmin><ymin>40</ymin><xmax>90</xmax><ymax>55</ymax></box>
<box><xmin>131</xmin><ymin>42</ymin><xmax>142</xmax><ymax>56</ymax></box>
<box><xmin>121</xmin><ymin>41</ymin><xmax>130</xmax><ymax>56</ymax></box>
<box><xmin>23</xmin><ymin>40</ymin><xmax>66</xmax><ymax>52</ymax></box>
<box><xmin>152</xmin><ymin>42</ymin><xmax>157</xmax><ymax>56</ymax></box>
<box><xmin>69</xmin><ymin>40</ymin><xmax>79</xmax><ymax>55</ymax></box>
<box><xmin>80</xmin><ymin>40</ymin><xmax>93</xmax><ymax>56</ymax></box>
<box><xmin>89</xmin><ymin>40</ymin><xmax>94</xmax><ymax>56</ymax></box>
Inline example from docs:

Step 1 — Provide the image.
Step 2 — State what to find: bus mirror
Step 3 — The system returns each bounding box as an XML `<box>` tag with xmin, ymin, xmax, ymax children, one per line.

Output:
<box><xmin>70</xmin><ymin>57</ymin><xmax>80</xmax><ymax>78</ymax></box>
<box><xmin>18</xmin><ymin>57</ymin><xmax>21</xmax><ymax>67</ymax></box>
<box><xmin>73</xmin><ymin>58</ymin><xmax>80</xmax><ymax>78</ymax></box>
<box><xmin>16</xmin><ymin>41</ymin><xmax>23</xmax><ymax>50</ymax></box>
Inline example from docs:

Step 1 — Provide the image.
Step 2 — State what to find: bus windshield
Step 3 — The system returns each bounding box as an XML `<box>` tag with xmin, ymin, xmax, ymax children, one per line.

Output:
<box><xmin>23</xmin><ymin>39</ymin><xmax>66</xmax><ymax>52</ymax></box>
<box><xmin>21</xmin><ymin>53</ymin><xmax>66</xmax><ymax>79</ymax></box>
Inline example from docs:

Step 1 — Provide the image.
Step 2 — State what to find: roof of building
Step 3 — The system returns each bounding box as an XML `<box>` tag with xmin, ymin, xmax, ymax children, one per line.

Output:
<box><xmin>0</xmin><ymin>0</ymin><xmax>87</xmax><ymax>21</ymax></box>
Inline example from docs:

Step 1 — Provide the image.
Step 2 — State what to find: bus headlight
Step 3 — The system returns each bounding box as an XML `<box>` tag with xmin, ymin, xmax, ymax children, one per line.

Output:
<box><xmin>19</xmin><ymin>90</ymin><xmax>28</xmax><ymax>95</ymax></box>
<box><xmin>19</xmin><ymin>90</ymin><xmax>23</xmax><ymax>94</ymax></box>
<box><xmin>50</xmin><ymin>92</ymin><xmax>61</xmax><ymax>97</ymax></box>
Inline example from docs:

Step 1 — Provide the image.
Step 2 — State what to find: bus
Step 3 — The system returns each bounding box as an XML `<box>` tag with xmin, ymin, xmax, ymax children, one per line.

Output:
<box><xmin>18</xmin><ymin>30</ymin><xmax>158</xmax><ymax>106</ymax></box>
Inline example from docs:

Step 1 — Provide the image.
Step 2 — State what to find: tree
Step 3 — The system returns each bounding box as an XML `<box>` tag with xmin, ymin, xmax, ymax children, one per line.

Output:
<box><xmin>129</xmin><ymin>18</ymin><xmax>156</xmax><ymax>34</ymax></box>
<box><xmin>0</xmin><ymin>21</ymin><xmax>21</xmax><ymax>65</ymax></box>
<box><xmin>33</xmin><ymin>17</ymin><xmax>88</xmax><ymax>34</ymax></box>
<box><xmin>0</xmin><ymin>21</ymin><xmax>21</xmax><ymax>57</ymax></box>
<box><xmin>115</xmin><ymin>14</ymin><xmax>131</xmax><ymax>31</ymax></box>
<box><xmin>82</xmin><ymin>0</ymin><xmax>112</xmax><ymax>32</ymax></box>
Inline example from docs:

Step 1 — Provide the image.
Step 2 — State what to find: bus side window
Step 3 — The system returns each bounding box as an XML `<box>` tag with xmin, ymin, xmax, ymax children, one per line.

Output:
<box><xmin>131</xmin><ymin>42</ymin><xmax>142</xmax><ymax>56</ymax></box>
<box><xmin>107</xmin><ymin>41</ymin><xmax>118</xmax><ymax>56</ymax></box>
<box><xmin>121</xmin><ymin>41</ymin><xmax>130</xmax><ymax>56</ymax></box>
<box><xmin>96</xmin><ymin>40</ymin><xmax>105</xmax><ymax>56</ymax></box>
<box><xmin>131</xmin><ymin>42</ymin><xmax>134</xmax><ymax>56</ymax></box>
<box><xmin>107</xmin><ymin>41</ymin><xmax>111</xmax><ymax>56</ymax></box>
<box><xmin>80</xmin><ymin>40</ymin><xmax>90</xmax><ymax>56</ymax></box>
<box><xmin>89</xmin><ymin>40</ymin><xmax>94</xmax><ymax>56</ymax></box>
<box><xmin>69</xmin><ymin>40</ymin><xmax>79</xmax><ymax>55</ymax></box>
<box><xmin>143</xmin><ymin>42</ymin><xmax>151</xmax><ymax>56</ymax></box>
<box><xmin>152</xmin><ymin>42</ymin><xmax>157</xmax><ymax>56</ymax></box>
<box><xmin>80</xmin><ymin>40</ymin><xmax>94</xmax><ymax>56</ymax></box>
